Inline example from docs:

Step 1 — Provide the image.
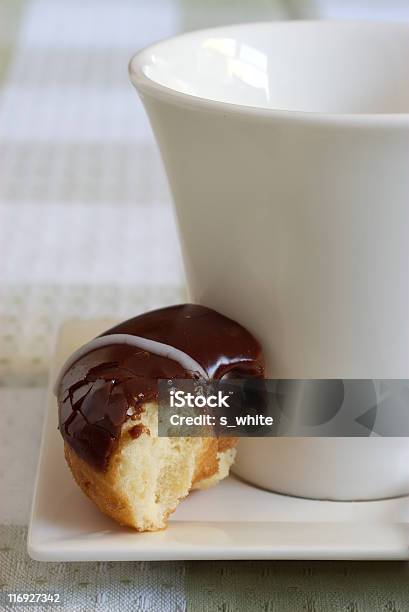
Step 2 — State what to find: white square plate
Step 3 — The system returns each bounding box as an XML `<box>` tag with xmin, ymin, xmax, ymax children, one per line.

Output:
<box><xmin>28</xmin><ymin>320</ymin><xmax>409</xmax><ymax>561</ymax></box>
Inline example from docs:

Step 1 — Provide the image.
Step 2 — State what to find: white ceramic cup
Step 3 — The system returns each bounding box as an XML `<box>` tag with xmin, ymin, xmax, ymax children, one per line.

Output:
<box><xmin>130</xmin><ymin>21</ymin><xmax>409</xmax><ymax>500</ymax></box>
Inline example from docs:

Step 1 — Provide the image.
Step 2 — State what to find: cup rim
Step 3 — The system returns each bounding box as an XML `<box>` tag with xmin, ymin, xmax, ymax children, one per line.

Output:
<box><xmin>129</xmin><ymin>19</ymin><xmax>409</xmax><ymax>127</ymax></box>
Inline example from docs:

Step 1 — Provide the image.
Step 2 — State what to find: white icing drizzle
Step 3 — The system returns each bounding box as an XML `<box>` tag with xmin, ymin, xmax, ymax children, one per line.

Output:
<box><xmin>53</xmin><ymin>333</ymin><xmax>208</xmax><ymax>395</ymax></box>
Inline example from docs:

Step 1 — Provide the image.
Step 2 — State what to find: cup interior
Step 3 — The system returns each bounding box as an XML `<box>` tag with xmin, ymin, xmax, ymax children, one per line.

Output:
<box><xmin>135</xmin><ymin>21</ymin><xmax>409</xmax><ymax>114</ymax></box>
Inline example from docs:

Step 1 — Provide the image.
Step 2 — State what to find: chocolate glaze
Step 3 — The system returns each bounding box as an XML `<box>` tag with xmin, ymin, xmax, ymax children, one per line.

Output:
<box><xmin>57</xmin><ymin>304</ymin><xmax>264</xmax><ymax>471</ymax></box>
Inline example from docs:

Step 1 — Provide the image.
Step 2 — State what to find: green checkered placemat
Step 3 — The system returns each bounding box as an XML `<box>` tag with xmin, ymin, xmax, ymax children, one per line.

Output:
<box><xmin>1</xmin><ymin>526</ymin><xmax>409</xmax><ymax>612</ymax></box>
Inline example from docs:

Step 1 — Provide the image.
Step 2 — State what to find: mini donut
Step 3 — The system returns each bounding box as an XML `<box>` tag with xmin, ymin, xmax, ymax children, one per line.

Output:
<box><xmin>56</xmin><ymin>304</ymin><xmax>264</xmax><ymax>531</ymax></box>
